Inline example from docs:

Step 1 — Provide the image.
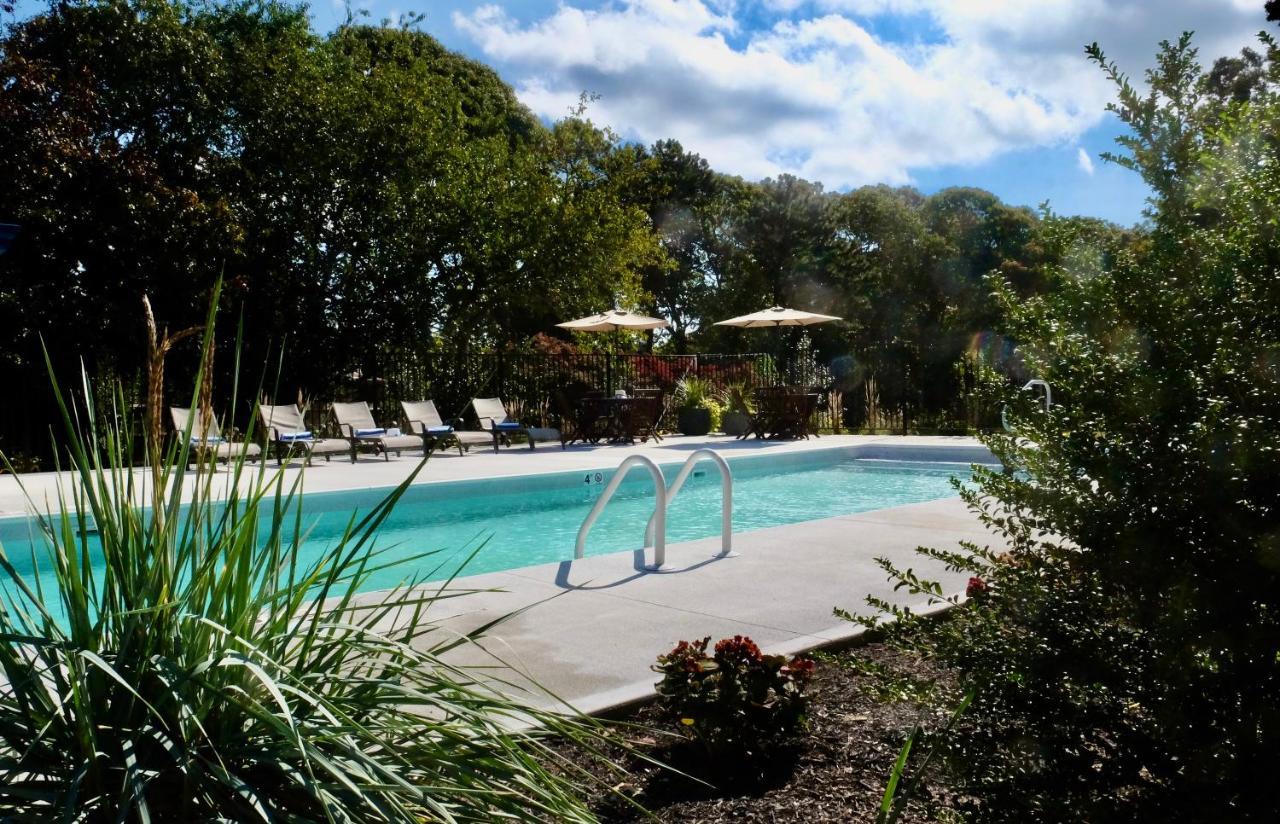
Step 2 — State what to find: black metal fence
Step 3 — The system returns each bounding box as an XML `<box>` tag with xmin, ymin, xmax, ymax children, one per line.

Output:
<box><xmin>356</xmin><ymin>350</ymin><xmax>836</xmax><ymax>435</ymax></box>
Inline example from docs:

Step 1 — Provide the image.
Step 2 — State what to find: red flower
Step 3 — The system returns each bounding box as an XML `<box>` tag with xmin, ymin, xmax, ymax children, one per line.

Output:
<box><xmin>659</xmin><ymin>637</ymin><xmax>710</xmax><ymax>674</ymax></box>
<box><xmin>966</xmin><ymin>576</ymin><xmax>989</xmax><ymax>599</ymax></box>
<box><xmin>714</xmin><ymin>635</ymin><xmax>764</xmax><ymax>667</ymax></box>
<box><xmin>784</xmin><ymin>656</ymin><xmax>816</xmax><ymax>682</ymax></box>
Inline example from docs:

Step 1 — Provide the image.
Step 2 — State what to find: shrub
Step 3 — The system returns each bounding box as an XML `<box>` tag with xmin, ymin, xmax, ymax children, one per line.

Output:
<box><xmin>0</xmin><ymin>319</ymin><xmax>613</xmax><ymax>819</ymax></box>
<box><xmin>717</xmin><ymin>379</ymin><xmax>755</xmax><ymax>415</ymax></box>
<box><xmin>674</xmin><ymin>375</ymin><xmax>713</xmax><ymax>410</ymax></box>
<box><xmin>653</xmin><ymin>635</ymin><xmax>814</xmax><ymax>760</ymax></box>
<box><xmin>856</xmin><ymin>32</ymin><xmax>1280</xmax><ymax>822</ymax></box>
<box><xmin>674</xmin><ymin>376</ymin><xmax>724</xmax><ymax>430</ymax></box>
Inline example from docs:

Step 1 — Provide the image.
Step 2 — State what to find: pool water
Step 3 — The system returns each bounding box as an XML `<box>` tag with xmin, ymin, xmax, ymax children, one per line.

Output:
<box><xmin>0</xmin><ymin>451</ymin><xmax>970</xmax><ymax>599</ymax></box>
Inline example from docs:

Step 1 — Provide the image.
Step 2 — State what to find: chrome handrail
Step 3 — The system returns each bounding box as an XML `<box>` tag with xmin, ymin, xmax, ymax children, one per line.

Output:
<box><xmin>644</xmin><ymin>448</ymin><xmax>735</xmax><ymax>559</ymax></box>
<box><xmin>574</xmin><ymin>454</ymin><xmax>669</xmax><ymax>570</ymax></box>
<box><xmin>1002</xmin><ymin>379</ymin><xmax>1052</xmax><ymax>431</ymax></box>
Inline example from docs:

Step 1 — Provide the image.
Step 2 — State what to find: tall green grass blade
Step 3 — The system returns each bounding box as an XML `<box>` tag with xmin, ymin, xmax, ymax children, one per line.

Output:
<box><xmin>0</xmin><ymin>302</ymin><xmax>623</xmax><ymax>821</ymax></box>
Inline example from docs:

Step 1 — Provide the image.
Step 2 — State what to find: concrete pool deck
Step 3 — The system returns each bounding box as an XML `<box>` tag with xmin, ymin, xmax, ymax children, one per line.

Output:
<box><xmin>0</xmin><ymin>433</ymin><xmax>998</xmax><ymax>715</ymax></box>
<box><xmin>416</xmin><ymin>494</ymin><xmax>990</xmax><ymax>715</ymax></box>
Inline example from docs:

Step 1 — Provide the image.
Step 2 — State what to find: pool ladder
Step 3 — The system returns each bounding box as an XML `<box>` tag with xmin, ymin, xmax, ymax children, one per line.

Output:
<box><xmin>575</xmin><ymin>449</ymin><xmax>735</xmax><ymax>571</ymax></box>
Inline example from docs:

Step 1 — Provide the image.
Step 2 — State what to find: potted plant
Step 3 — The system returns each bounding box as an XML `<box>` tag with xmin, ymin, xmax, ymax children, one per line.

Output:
<box><xmin>719</xmin><ymin>380</ymin><xmax>754</xmax><ymax>436</ymax></box>
<box><xmin>675</xmin><ymin>376</ymin><xmax>719</xmax><ymax>436</ymax></box>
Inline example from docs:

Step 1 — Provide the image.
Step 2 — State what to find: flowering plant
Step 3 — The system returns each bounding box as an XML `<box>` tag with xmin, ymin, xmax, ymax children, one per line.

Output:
<box><xmin>653</xmin><ymin>635</ymin><xmax>815</xmax><ymax>759</ymax></box>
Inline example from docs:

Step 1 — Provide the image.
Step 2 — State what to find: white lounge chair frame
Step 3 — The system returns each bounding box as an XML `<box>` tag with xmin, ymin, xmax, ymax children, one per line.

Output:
<box><xmin>257</xmin><ymin>403</ymin><xmax>348</xmax><ymax>466</ymax></box>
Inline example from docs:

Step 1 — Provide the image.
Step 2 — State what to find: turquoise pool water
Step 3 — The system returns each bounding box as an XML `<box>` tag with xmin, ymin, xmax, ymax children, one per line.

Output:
<box><xmin>0</xmin><ymin>450</ymin><xmax>971</xmax><ymax>599</ymax></box>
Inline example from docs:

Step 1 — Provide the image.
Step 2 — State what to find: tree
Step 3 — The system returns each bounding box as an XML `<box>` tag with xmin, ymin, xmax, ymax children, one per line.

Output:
<box><xmin>693</xmin><ymin>174</ymin><xmax>833</xmax><ymax>357</ymax></box>
<box><xmin>609</xmin><ymin>139</ymin><xmax>747</xmax><ymax>353</ymax></box>
<box><xmin>0</xmin><ymin>0</ymin><xmax>237</xmax><ymax>380</ymax></box>
<box><xmin>824</xmin><ymin>186</ymin><xmax>947</xmax><ymax>425</ymax></box>
<box><xmin>0</xmin><ymin>1</ymin><xmax>661</xmax><ymax>421</ymax></box>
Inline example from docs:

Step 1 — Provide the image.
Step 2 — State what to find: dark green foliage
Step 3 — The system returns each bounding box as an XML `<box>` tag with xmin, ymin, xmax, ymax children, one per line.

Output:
<box><xmin>0</xmin><ymin>0</ymin><xmax>1123</xmax><ymax>455</ymax></box>
<box><xmin>857</xmin><ymin>31</ymin><xmax>1280</xmax><ymax>822</ymax></box>
<box><xmin>612</xmin><ymin>141</ymin><xmax>1096</xmax><ymax>429</ymax></box>
<box><xmin>653</xmin><ymin>635</ymin><xmax>815</xmax><ymax>761</ymax></box>
<box><xmin>0</xmin><ymin>0</ymin><xmax>655</xmax><ymax>400</ymax></box>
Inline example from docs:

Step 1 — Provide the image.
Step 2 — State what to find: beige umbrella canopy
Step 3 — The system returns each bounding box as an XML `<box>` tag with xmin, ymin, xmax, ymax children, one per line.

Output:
<box><xmin>557</xmin><ymin>310</ymin><xmax>668</xmax><ymax>394</ymax></box>
<box><xmin>556</xmin><ymin>309</ymin><xmax>669</xmax><ymax>332</ymax></box>
<box><xmin>713</xmin><ymin>306</ymin><xmax>841</xmax><ymax>328</ymax></box>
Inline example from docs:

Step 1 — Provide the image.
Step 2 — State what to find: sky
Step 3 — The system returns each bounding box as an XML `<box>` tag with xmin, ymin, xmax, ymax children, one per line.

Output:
<box><xmin>11</xmin><ymin>0</ymin><xmax>1273</xmax><ymax>224</ymax></box>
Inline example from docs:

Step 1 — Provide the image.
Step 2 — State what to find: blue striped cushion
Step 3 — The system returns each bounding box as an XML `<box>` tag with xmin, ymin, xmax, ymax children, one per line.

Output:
<box><xmin>355</xmin><ymin>427</ymin><xmax>385</xmax><ymax>437</ymax></box>
<box><xmin>279</xmin><ymin>431</ymin><xmax>313</xmax><ymax>442</ymax></box>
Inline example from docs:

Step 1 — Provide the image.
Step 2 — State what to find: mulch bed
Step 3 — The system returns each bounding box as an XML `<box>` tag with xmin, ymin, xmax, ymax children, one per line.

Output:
<box><xmin>554</xmin><ymin>643</ymin><xmax>960</xmax><ymax>823</ymax></box>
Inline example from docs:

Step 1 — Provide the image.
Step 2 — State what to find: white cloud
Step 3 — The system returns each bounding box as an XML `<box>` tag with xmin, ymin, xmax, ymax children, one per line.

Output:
<box><xmin>1077</xmin><ymin>147</ymin><xmax>1095</xmax><ymax>176</ymax></box>
<box><xmin>455</xmin><ymin>0</ymin><xmax>1265</xmax><ymax>187</ymax></box>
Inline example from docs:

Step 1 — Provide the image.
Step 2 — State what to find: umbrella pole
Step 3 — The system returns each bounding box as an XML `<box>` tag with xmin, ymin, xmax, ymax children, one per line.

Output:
<box><xmin>607</xmin><ymin>329</ymin><xmax>616</xmax><ymax>395</ymax></box>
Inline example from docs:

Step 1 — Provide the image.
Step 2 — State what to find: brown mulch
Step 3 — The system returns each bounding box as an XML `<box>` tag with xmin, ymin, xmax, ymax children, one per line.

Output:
<box><xmin>553</xmin><ymin>643</ymin><xmax>960</xmax><ymax>823</ymax></box>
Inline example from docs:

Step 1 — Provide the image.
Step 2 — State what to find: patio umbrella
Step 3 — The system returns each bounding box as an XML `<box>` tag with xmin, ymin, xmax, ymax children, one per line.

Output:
<box><xmin>712</xmin><ymin>305</ymin><xmax>841</xmax><ymax>328</ymax></box>
<box><xmin>714</xmin><ymin>306</ymin><xmax>841</xmax><ymax>390</ymax></box>
<box><xmin>556</xmin><ymin>309</ymin><xmax>669</xmax><ymax>333</ymax></box>
<box><xmin>556</xmin><ymin>309</ymin><xmax>669</xmax><ymax>393</ymax></box>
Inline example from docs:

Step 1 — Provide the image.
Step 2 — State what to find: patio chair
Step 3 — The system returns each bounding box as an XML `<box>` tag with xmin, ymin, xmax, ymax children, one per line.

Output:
<box><xmin>742</xmin><ymin>388</ymin><xmax>774</xmax><ymax>439</ymax></box>
<box><xmin>400</xmin><ymin>399</ymin><xmax>491</xmax><ymax>455</ymax></box>
<box><xmin>795</xmin><ymin>392</ymin><xmax>820</xmax><ymax>439</ymax></box>
<box><xmin>553</xmin><ymin>390</ymin><xmax>601</xmax><ymax>447</ymax></box>
<box><xmin>332</xmin><ymin>401</ymin><xmax>425</xmax><ymax>462</ymax></box>
<box><xmin>257</xmin><ymin>403</ymin><xmax>348</xmax><ymax>465</ymax></box>
<box><xmin>470</xmin><ymin>397</ymin><xmax>559</xmax><ymax>452</ymax></box>
<box><xmin>630</xmin><ymin>388</ymin><xmax>664</xmax><ymax>443</ymax></box>
<box><xmin>169</xmin><ymin>407</ymin><xmax>261</xmax><ymax>464</ymax></box>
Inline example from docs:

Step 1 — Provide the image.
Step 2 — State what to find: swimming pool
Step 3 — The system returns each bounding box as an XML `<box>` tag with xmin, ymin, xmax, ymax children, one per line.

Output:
<box><xmin>0</xmin><ymin>448</ymin><xmax>977</xmax><ymax>597</ymax></box>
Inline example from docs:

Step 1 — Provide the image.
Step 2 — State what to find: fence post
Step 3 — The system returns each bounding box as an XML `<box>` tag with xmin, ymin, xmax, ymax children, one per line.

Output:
<box><xmin>606</xmin><ymin>351</ymin><xmax>614</xmax><ymax>396</ymax></box>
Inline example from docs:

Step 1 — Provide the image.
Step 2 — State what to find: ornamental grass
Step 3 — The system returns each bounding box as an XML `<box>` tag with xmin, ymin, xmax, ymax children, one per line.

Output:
<box><xmin>0</xmin><ymin>305</ymin><xmax>618</xmax><ymax>821</ymax></box>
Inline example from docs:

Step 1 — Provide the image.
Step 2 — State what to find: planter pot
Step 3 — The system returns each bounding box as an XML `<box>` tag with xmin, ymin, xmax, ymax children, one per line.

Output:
<box><xmin>677</xmin><ymin>407</ymin><xmax>712</xmax><ymax>437</ymax></box>
<box><xmin>721</xmin><ymin>411</ymin><xmax>751</xmax><ymax>436</ymax></box>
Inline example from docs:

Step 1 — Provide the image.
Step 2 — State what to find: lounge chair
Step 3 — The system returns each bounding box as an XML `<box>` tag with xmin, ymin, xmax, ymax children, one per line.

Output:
<box><xmin>332</xmin><ymin>401</ymin><xmax>425</xmax><ymax>462</ymax></box>
<box><xmin>169</xmin><ymin>407</ymin><xmax>261</xmax><ymax>463</ymax></box>
<box><xmin>257</xmin><ymin>403</ymin><xmax>348</xmax><ymax>465</ymax></box>
<box><xmin>400</xmin><ymin>400</ymin><xmax>492</xmax><ymax>455</ymax></box>
<box><xmin>470</xmin><ymin>397</ymin><xmax>559</xmax><ymax>452</ymax></box>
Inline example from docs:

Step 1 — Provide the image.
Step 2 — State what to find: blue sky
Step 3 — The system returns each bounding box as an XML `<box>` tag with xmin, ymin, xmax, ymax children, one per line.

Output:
<box><xmin>11</xmin><ymin>0</ymin><xmax>1271</xmax><ymax>224</ymax></box>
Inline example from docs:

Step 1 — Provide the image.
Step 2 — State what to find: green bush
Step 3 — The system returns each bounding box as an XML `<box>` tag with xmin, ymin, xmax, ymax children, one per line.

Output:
<box><xmin>0</xmin><ymin>331</ymin><xmax>613</xmax><ymax>819</ymax></box>
<box><xmin>856</xmin><ymin>32</ymin><xmax>1280</xmax><ymax>822</ymax></box>
<box><xmin>653</xmin><ymin>635</ymin><xmax>814</xmax><ymax>760</ymax></box>
<box><xmin>674</xmin><ymin>376</ymin><xmax>724</xmax><ymax>431</ymax></box>
<box><xmin>718</xmin><ymin>380</ymin><xmax>755</xmax><ymax>415</ymax></box>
